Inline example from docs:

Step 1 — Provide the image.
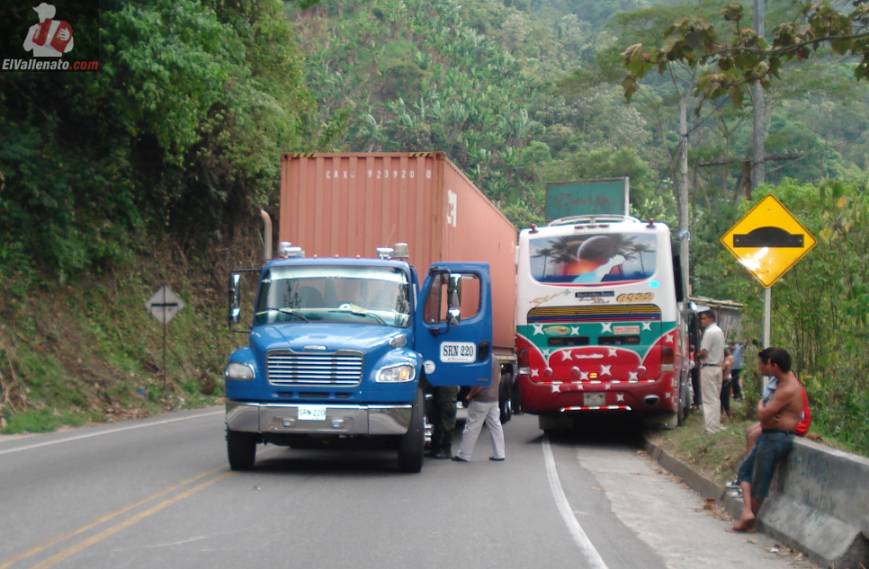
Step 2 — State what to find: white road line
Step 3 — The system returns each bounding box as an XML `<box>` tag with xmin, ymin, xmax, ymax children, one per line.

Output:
<box><xmin>0</xmin><ymin>410</ymin><xmax>224</xmax><ymax>456</ymax></box>
<box><xmin>542</xmin><ymin>436</ymin><xmax>609</xmax><ymax>569</ymax></box>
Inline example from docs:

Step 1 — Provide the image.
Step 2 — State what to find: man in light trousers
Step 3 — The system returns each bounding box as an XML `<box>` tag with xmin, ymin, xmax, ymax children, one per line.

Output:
<box><xmin>452</xmin><ymin>359</ymin><xmax>506</xmax><ymax>462</ymax></box>
<box><xmin>698</xmin><ymin>309</ymin><xmax>725</xmax><ymax>433</ymax></box>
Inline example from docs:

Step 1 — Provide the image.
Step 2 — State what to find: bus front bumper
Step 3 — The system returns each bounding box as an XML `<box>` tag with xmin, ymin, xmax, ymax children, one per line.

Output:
<box><xmin>225</xmin><ymin>401</ymin><xmax>412</xmax><ymax>436</ymax></box>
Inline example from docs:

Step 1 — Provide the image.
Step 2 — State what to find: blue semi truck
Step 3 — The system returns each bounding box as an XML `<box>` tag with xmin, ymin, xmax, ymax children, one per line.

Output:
<box><xmin>224</xmin><ymin>239</ymin><xmax>496</xmax><ymax>473</ymax></box>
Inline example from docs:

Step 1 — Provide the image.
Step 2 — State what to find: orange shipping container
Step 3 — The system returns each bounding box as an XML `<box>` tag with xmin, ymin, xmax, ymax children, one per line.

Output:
<box><xmin>279</xmin><ymin>152</ymin><xmax>517</xmax><ymax>352</ymax></box>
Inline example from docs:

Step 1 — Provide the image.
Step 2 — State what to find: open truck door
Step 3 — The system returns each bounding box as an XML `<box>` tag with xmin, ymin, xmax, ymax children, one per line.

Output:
<box><xmin>415</xmin><ymin>263</ymin><xmax>493</xmax><ymax>387</ymax></box>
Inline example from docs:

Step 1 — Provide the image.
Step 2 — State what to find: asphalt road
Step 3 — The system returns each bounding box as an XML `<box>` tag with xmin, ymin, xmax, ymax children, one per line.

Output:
<box><xmin>0</xmin><ymin>408</ymin><xmax>815</xmax><ymax>569</ymax></box>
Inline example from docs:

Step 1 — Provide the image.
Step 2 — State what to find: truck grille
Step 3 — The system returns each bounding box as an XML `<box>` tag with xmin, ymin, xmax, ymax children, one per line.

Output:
<box><xmin>266</xmin><ymin>351</ymin><xmax>363</xmax><ymax>387</ymax></box>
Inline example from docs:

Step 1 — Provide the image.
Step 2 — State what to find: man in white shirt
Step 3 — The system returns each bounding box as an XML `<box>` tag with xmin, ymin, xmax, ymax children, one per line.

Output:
<box><xmin>698</xmin><ymin>309</ymin><xmax>725</xmax><ymax>433</ymax></box>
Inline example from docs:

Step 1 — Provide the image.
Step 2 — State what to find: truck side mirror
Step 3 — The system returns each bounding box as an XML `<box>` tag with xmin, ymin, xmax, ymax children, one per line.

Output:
<box><xmin>229</xmin><ymin>273</ymin><xmax>242</xmax><ymax>326</ymax></box>
<box><xmin>228</xmin><ymin>268</ymin><xmax>261</xmax><ymax>333</ymax></box>
<box><xmin>447</xmin><ymin>273</ymin><xmax>462</xmax><ymax>326</ymax></box>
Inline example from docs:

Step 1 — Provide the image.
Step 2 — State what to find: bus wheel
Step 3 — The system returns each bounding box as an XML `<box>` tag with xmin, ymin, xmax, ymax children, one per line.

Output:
<box><xmin>662</xmin><ymin>413</ymin><xmax>678</xmax><ymax>429</ymax></box>
<box><xmin>676</xmin><ymin>384</ymin><xmax>686</xmax><ymax>426</ymax></box>
<box><xmin>539</xmin><ymin>413</ymin><xmax>568</xmax><ymax>434</ymax></box>
<box><xmin>677</xmin><ymin>377</ymin><xmax>689</xmax><ymax>426</ymax></box>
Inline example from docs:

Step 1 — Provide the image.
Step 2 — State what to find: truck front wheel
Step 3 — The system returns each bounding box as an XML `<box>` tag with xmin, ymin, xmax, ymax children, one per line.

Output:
<box><xmin>227</xmin><ymin>429</ymin><xmax>257</xmax><ymax>471</ymax></box>
<box><xmin>398</xmin><ymin>388</ymin><xmax>424</xmax><ymax>473</ymax></box>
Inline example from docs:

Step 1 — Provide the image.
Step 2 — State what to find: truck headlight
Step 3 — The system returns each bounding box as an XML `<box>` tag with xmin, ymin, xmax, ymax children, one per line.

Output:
<box><xmin>225</xmin><ymin>362</ymin><xmax>255</xmax><ymax>381</ymax></box>
<box><xmin>376</xmin><ymin>364</ymin><xmax>416</xmax><ymax>383</ymax></box>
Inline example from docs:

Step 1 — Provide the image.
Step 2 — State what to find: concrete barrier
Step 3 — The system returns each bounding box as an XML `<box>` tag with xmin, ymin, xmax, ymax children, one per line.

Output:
<box><xmin>646</xmin><ymin>435</ymin><xmax>869</xmax><ymax>568</ymax></box>
<box><xmin>758</xmin><ymin>437</ymin><xmax>869</xmax><ymax>568</ymax></box>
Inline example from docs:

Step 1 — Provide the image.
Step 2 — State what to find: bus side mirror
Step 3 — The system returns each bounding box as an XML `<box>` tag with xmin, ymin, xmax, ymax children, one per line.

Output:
<box><xmin>673</xmin><ymin>254</ymin><xmax>685</xmax><ymax>302</ymax></box>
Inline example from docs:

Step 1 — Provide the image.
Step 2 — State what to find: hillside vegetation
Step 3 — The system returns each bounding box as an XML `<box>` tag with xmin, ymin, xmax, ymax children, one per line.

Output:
<box><xmin>0</xmin><ymin>0</ymin><xmax>866</xmax><ymax>453</ymax></box>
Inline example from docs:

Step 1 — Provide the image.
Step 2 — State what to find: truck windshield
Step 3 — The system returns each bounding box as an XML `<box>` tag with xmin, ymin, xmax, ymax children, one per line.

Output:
<box><xmin>254</xmin><ymin>265</ymin><xmax>411</xmax><ymax>327</ymax></box>
<box><xmin>529</xmin><ymin>232</ymin><xmax>657</xmax><ymax>284</ymax></box>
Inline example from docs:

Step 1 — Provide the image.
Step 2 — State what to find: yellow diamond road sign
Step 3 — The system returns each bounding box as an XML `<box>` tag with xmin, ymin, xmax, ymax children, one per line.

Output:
<box><xmin>720</xmin><ymin>194</ymin><xmax>816</xmax><ymax>288</ymax></box>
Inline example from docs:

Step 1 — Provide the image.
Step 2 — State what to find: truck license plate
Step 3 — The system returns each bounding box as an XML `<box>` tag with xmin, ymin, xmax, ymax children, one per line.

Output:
<box><xmin>298</xmin><ymin>406</ymin><xmax>326</xmax><ymax>421</ymax></box>
<box><xmin>440</xmin><ymin>341</ymin><xmax>476</xmax><ymax>363</ymax></box>
<box><xmin>583</xmin><ymin>393</ymin><xmax>605</xmax><ymax>407</ymax></box>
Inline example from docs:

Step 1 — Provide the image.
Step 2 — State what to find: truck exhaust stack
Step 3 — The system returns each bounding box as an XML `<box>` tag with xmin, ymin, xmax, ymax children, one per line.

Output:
<box><xmin>260</xmin><ymin>209</ymin><xmax>272</xmax><ymax>261</ymax></box>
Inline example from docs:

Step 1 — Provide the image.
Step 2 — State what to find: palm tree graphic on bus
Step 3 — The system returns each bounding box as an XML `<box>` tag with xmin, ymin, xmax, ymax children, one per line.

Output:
<box><xmin>531</xmin><ymin>234</ymin><xmax>656</xmax><ymax>284</ymax></box>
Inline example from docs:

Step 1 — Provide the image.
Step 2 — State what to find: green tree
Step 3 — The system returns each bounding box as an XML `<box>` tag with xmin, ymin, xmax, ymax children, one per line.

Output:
<box><xmin>622</xmin><ymin>1</ymin><xmax>869</xmax><ymax>105</ymax></box>
<box><xmin>0</xmin><ymin>0</ymin><xmax>313</xmax><ymax>280</ymax></box>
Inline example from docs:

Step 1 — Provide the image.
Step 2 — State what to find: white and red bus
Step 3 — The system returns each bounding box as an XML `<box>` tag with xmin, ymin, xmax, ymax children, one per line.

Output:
<box><xmin>514</xmin><ymin>215</ymin><xmax>691</xmax><ymax>431</ymax></box>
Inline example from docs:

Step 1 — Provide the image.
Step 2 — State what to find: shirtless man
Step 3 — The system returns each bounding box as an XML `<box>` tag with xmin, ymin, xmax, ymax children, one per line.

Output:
<box><xmin>731</xmin><ymin>347</ymin><xmax>803</xmax><ymax>532</ymax></box>
<box><xmin>740</xmin><ymin>348</ymin><xmax>781</xmax><ymax>457</ymax></box>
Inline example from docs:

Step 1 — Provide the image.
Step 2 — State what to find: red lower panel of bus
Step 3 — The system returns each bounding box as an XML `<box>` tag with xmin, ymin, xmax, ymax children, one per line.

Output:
<box><xmin>514</xmin><ymin>330</ymin><xmax>682</xmax><ymax>414</ymax></box>
<box><xmin>516</xmin><ymin>372</ymin><xmax>679</xmax><ymax>414</ymax></box>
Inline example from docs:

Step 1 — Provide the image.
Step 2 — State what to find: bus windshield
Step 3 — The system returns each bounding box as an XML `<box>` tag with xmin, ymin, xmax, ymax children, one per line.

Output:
<box><xmin>254</xmin><ymin>265</ymin><xmax>411</xmax><ymax>327</ymax></box>
<box><xmin>529</xmin><ymin>232</ymin><xmax>657</xmax><ymax>284</ymax></box>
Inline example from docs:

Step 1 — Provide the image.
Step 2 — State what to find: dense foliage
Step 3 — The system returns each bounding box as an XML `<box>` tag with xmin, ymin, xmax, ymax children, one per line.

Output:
<box><xmin>622</xmin><ymin>1</ymin><xmax>868</xmax><ymax>104</ymax></box>
<box><xmin>0</xmin><ymin>0</ymin><xmax>313</xmax><ymax>282</ymax></box>
<box><xmin>0</xmin><ymin>0</ymin><xmax>866</xmax><ymax>453</ymax></box>
<box><xmin>697</xmin><ymin>181</ymin><xmax>868</xmax><ymax>451</ymax></box>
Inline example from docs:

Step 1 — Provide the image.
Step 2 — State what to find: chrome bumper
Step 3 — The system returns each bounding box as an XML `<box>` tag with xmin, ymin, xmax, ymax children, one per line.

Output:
<box><xmin>225</xmin><ymin>401</ymin><xmax>412</xmax><ymax>436</ymax></box>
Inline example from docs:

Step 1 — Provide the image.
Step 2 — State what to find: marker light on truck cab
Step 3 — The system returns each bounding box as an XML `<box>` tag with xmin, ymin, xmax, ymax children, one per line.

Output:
<box><xmin>225</xmin><ymin>362</ymin><xmax>254</xmax><ymax>381</ymax></box>
<box><xmin>277</xmin><ymin>241</ymin><xmax>293</xmax><ymax>258</ymax></box>
<box><xmin>376</xmin><ymin>243</ymin><xmax>410</xmax><ymax>261</ymax></box>
<box><xmin>376</xmin><ymin>363</ymin><xmax>416</xmax><ymax>383</ymax></box>
<box><xmin>277</xmin><ymin>241</ymin><xmax>304</xmax><ymax>258</ymax></box>
<box><xmin>376</xmin><ymin>247</ymin><xmax>394</xmax><ymax>260</ymax></box>
<box><xmin>392</xmin><ymin>242</ymin><xmax>409</xmax><ymax>259</ymax></box>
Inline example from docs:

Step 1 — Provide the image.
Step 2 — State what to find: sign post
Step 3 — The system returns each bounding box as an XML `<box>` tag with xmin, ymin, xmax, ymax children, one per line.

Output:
<box><xmin>145</xmin><ymin>286</ymin><xmax>185</xmax><ymax>389</ymax></box>
<box><xmin>720</xmin><ymin>194</ymin><xmax>816</xmax><ymax>351</ymax></box>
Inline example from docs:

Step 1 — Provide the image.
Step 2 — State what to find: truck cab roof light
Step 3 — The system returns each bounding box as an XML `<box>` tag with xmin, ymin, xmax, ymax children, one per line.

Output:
<box><xmin>392</xmin><ymin>242</ymin><xmax>409</xmax><ymax>259</ymax></box>
<box><xmin>376</xmin><ymin>247</ymin><xmax>394</xmax><ymax>260</ymax></box>
<box><xmin>277</xmin><ymin>241</ymin><xmax>293</xmax><ymax>258</ymax></box>
<box><xmin>282</xmin><ymin>246</ymin><xmax>304</xmax><ymax>258</ymax></box>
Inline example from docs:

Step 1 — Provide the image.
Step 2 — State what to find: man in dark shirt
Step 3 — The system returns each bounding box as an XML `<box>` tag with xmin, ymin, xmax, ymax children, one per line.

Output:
<box><xmin>427</xmin><ymin>386</ymin><xmax>458</xmax><ymax>459</ymax></box>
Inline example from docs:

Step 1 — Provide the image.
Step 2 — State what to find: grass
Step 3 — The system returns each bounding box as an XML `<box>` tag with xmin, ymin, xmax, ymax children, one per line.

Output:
<box><xmin>649</xmin><ymin>394</ymin><xmax>865</xmax><ymax>487</ymax></box>
<box><xmin>648</xmin><ymin>406</ymin><xmax>753</xmax><ymax>485</ymax></box>
<box><xmin>0</xmin><ymin>243</ymin><xmax>237</xmax><ymax>434</ymax></box>
<box><xmin>2</xmin><ymin>408</ymin><xmax>97</xmax><ymax>434</ymax></box>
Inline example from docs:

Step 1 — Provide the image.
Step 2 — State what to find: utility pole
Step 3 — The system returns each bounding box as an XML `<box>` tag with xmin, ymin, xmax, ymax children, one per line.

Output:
<box><xmin>678</xmin><ymin>97</ymin><xmax>691</xmax><ymax>297</ymax></box>
<box><xmin>753</xmin><ymin>0</ymin><xmax>771</xmax><ymax>351</ymax></box>
<box><xmin>751</xmin><ymin>0</ymin><xmax>766</xmax><ymax>195</ymax></box>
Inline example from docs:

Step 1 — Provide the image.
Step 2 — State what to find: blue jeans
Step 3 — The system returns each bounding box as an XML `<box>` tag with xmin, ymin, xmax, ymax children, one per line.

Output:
<box><xmin>737</xmin><ymin>430</ymin><xmax>794</xmax><ymax>499</ymax></box>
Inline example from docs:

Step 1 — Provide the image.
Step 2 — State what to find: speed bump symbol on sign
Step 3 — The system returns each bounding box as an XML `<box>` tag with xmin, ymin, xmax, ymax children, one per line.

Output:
<box><xmin>720</xmin><ymin>194</ymin><xmax>816</xmax><ymax>288</ymax></box>
<box><xmin>145</xmin><ymin>286</ymin><xmax>185</xmax><ymax>324</ymax></box>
